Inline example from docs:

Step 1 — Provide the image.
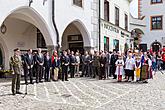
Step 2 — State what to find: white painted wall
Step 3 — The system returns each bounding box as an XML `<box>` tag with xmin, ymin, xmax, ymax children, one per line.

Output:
<box><xmin>55</xmin><ymin>0</ymin><xmax>94</xmax><ymax>48</ymax></box>
<box><xmin>0</xmin><ymin>0</ymin><xmax>95</xmax><ymax>69</ymax></box>
<box><xmin>141</xmin><ymin>0</ymin><xmax>165</xmax><ymax>48</ymax></box>
<box><xmin>101</xmin><ymin>0</ymin><xmax>131</xmax><ymax>30</ymax></box>
<box><xmin>100</xmin><ymin>0</ymin><xmax>131</xmax><ymax>52</ymax></box>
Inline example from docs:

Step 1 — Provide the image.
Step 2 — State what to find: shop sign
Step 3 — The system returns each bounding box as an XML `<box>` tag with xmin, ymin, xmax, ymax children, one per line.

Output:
<box><xmin>102</xmin><ymin>22</ymin><xmax>119</xmax><ymax>34</ymax></box>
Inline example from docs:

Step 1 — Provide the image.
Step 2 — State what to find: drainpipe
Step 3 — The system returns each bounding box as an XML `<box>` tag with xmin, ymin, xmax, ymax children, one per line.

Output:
<box><xmin>98</xmin><ymin>0</ymin><xmax>101</xmax><ymax>51</ymax></box>
<box><xmin>52</xmin><ymin>0</ymin><xmax>60</xmax><ymax>52</ymax></box>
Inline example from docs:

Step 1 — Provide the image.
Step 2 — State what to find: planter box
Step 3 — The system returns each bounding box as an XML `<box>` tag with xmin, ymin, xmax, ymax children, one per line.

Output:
<box><xmin>0</xmin><ymin>70</ymin><xmax>13</xmax><ymax>78</ymax></box>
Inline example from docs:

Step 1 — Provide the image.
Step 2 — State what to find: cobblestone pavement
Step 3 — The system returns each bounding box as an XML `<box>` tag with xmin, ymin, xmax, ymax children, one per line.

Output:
<box><xmin>0</xmin><ymin>71</ymin><xmax>165</xmax><ymax>110</ymax></box>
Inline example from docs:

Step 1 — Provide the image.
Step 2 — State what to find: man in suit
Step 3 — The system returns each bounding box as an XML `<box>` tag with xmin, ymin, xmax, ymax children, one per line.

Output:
<box><xmin>70</xmin><ymin>51</ymin><xmax>76</xmax><ymax>78</ymax></box>
<box><xmin>105</xmin><ymin>51</ymin><xmax>111</xmax><ymax>79</ymax></box>
<box><xmin>88</xmin><ymin>51</ymin><xmax>94</xmax><ymax>78</ymax></box>
<box><xmin>110</xmin><ymin>50</ymin><xmax>118</xmax><ymax>79</ymax></box>
<box><xmin>24</xmin><ymin>49</ymin><xmax>34</xmax><ymax>84</ymax></box>
<box><xmin>44</xmin><ymin>52</ymin><xmax>51</xmax><ymax>82</ymax></box>
<box><xmin>80</xmin><ymin>51</ymin><xmax>89</xmax><ymax>77</ymax></box>
<box><xmin>36</xmin><ymin>48</ymin><xmax>44</xmax><ymax>83</ymax></box>
<box><xmin>10</xmin><ymin>48</ymin><xmax>23</xmax><ymax>95</ymax></box>
<box><xmin>61</xmin><ymin>50</ymin><xmax>70</xmax><ymax>81</ymax></box>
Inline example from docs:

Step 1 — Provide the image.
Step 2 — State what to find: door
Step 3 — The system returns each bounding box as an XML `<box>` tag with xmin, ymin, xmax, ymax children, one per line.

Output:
<box><xmin>0</xmin><ymin>48</ymin><xmax>2</xmax><ymax>67</ymax></box>
<box><xmin>69</xmin><ymin>42</ymin><xmax>84</xmax><ymax>54</ymax></box>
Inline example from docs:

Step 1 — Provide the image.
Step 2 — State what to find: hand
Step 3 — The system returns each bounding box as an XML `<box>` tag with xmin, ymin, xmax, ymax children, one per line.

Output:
<box><xmin>31</xmin><ymin>65</ymin><xmax>33</xmax><ymax>68</ymax></box>
<box><xmin>27</xmin><ymin>66</ymin><xmax>30</xmax><ymax>69</ymax></box>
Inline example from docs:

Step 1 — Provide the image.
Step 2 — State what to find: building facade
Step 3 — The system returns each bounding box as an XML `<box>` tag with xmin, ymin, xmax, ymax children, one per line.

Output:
<box><xmin>0</xmin><ymin>0</ymin><xmax>96</xmax><ymax>69</ymax></box>
<box><xmin>100</xmin><ymin>0</ymin><xmax>132</xmax><ymax>52</ymax></box>
<box><xmin>139</xmin><ymin>0</ymin><xmax>165</xmax><ymax>51</ymax></box>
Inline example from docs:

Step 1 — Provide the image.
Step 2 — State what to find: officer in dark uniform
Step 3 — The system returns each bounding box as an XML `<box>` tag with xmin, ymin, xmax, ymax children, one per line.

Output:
<box><xmin>61</xmin><ymin>50</ymin><xmax>70</xmax><ymax>81</ymax></box>
<box><xmin>24</xmin><ymin>49</ymin><xmax>34</xmax><ymax>84</ymax></box>
<box><xmin>10</xmin><ymin>48</ymin><xmax>22</xmax><ymax>95</ymax></box>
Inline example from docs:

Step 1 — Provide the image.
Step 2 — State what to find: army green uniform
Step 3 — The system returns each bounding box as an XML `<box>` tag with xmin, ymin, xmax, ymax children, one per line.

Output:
<box><xmin>93</xmin><ymin>55</ymin><xmax>100</xmax><ymax>77</ymax></box>
<box><xmin>10</xmin><ymin>55</ymin><xmax>22</xmax><ymax>94</ymax></box>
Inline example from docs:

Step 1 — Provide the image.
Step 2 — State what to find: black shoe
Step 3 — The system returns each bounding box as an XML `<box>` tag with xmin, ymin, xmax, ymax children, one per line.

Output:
<box><xmin>65</xmin><ymin>79</ymin><xmax>69</xmax><ymax>81</ymax></box>
<box><xmin>30</xmin><ymin>82</ymin><xmax>34</xmax><ymax>84</ymax></box>
<box><xmin>39</xmin><ymin>81</ymin><xmax>43</xmax><ymax>83</ymax></box>
<box><xmin>16</xmin><ymin>91</ymin><xmax>23</xmax><ymax>94</ymax></box>
<box><xmin>12</xmin><ymin>93</ymin><xmax>16</xmax><ymax>95</ymax></box>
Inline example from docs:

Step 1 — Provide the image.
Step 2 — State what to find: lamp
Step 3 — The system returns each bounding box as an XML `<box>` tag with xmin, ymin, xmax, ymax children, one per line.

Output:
<box><xmin>1</xmin><ymin>23</ymin><xmax>7</xmax><ymax>34</ymax></box>
<box><xmin>29</xmin><ymin>0</ymin><xmax>33</xmax><ymax>7</ymax></box>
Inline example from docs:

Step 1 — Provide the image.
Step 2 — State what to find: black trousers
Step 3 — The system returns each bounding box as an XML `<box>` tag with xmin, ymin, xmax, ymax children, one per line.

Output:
<box><xmin>82</xmin><ymin>64</ymin><xmax>88</xmax><ymax>76</ymax></box>
<box><xmin>111</xmin><ymin>66</ymin><xmax>117</xmax><ymax>79</ymax></box>
<box><xmin>88</xmin><ymin>64</ymin><xmax>94</xmax><ymax>77</ymax></box>
<box><xmin>100</xmin><ymin>66</ymin><xmax>106</xmax><ymax>79</ymax></box>
<box><xmin>70</xmin><ymin>65</ymin><xmax>75</xmax><ymax>78</ymax></box>
<box><xmin>36</xmin><ymin>65</ymin><xmax>43</xmax><ymax>82</ymax></box>
<box><xmin>62</xmin><ymin>65</ymin><xmax>68</xmax><ymax>81</ymax></box>
<box><xmin>24</xmin><ymin>67</ymin><xmax>33</xmax><ymax>84</ymax></box>
<box><xmin>44</xmin><ymin>67</ymin><xmax>50</xmax><ymax>81</ymax></box>
<box><xmin>93</xmin><ymin>66</ymin><xmax>100</xmax><ymax>77</ymax></box>
<box><xmin>125</xmin><ymin>69</ymin><xmax>134</xmax><ymax>81</ymax></box>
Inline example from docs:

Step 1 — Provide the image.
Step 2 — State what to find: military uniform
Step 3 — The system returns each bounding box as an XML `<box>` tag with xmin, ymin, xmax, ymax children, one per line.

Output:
<box><xmin>10</xmin><ymin>54</ymin><xmax>22</xmax><ymax>95</ymax></box>
<box><xmin>93</xmin><ymin>55</ymin><xmax>100</xmax><ymax>78</ymax></box>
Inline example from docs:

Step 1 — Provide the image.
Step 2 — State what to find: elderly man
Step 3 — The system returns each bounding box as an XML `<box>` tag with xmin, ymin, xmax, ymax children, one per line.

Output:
<box><xmin>36</xmin><ymin>48</ymin><xmax>44</xmax><ymax>83</ymax></box>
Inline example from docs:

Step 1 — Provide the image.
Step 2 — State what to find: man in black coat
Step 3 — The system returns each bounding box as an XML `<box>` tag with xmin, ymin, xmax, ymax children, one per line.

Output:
<box><xmin>44</xmin><ymin>52</ymin><xmax>51</xmax><ymax>82</ymax></box>
<box><xmin>110</xmin><ymin>50</ymin><xmax>118</xmax><ymax>79</ymax></box>
<box><xmin>81</xmin><ymin>51</ymin><xmax>89</xmax><ymax>77</ymax></box>
<box><xmin>61</xmin><ymin>50</ymin><xmax>70</xmax><ymax>81</ymax></box>
<box><xmin>70</xmin><ymin>51</ymin><xmax>76</xmax><ymax>78</ymax></box>
<box><xmin>24</xmin><ymin>49</ymin><xmax>34</xmax><ymax>84</ymax></box>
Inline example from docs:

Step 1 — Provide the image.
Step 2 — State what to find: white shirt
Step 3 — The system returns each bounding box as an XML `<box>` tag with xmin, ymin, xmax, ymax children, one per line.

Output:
<box><xmin>125</xmin><ymin>58</ymin><xmax>135</xmax><ymax>70</ymax></box>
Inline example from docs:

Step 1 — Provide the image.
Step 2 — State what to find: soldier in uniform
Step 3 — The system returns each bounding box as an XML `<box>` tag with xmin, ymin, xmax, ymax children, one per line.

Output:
<box><xmin>93</xmin><ymin>51</ymin><xmax>100</xmax><ymax>78</ymax></box>
<box><xmin>10</xmin><ymin>48</ymin><xmax>22</xmax><ymax>95</ymax></box>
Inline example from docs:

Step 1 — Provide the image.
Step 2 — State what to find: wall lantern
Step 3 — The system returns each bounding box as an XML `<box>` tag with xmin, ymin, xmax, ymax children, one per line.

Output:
<box><xmin>29</xmin><ymin>0</ymin><xmax>33</xmax><ymax>7</ymax></box>
<box><xmin>1</xmin><ymin>23</ymin><xmax>7</xmax><ymax>34</ymax></box>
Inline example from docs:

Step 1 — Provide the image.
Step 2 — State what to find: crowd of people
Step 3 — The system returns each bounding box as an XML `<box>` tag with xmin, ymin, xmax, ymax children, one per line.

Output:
<box><xmin>10</xmin><ymin>47</ymin><xmax>165</xmax><ymax>95</ymax></box>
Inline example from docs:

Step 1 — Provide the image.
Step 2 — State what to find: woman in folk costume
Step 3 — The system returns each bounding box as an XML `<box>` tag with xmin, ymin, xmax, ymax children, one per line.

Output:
<box><xmin>115</xmin><ymin>55</ymin><xmax>124</xmax><ymax>82</ymax></box>
<box><xmin>51</xmin><ymin>51</ymin><xmax>60</xmax><ymax>81</ymax></box>
<box><xmin>135</xmin><ymin>55</ymin><xmax>141</xmax><ymax>82</ymax></box>
<box><xmin>141</xmin><ymin>54</ymin><xmax>153</xmax><ymax>83</ymax></box>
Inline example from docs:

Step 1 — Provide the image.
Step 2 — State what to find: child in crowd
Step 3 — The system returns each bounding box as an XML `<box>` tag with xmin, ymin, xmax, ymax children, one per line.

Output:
<box><xmin>135</xmin><ymin>55</ymin><xmax>141</xmax><ymax>82</ymax></box>
<box><xmin>115</xmin><ymin>55</ymin><xmax>124</xmax><ymax>82</ymax></box>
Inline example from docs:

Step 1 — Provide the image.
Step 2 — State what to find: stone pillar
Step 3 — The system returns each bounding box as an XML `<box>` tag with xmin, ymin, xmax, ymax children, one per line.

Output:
<box><xmin>91</xmin><ymin>0</ymin><xmax>99</xmax><ymax>51</ymax></box>
<box><xmin>84</xmin><ymin>46</ymin><xmax>95</xmax><ymax>53</ymax></box>
<box><xmin>47</xmin><ymin>45</ymin><xmax>56</xmax><ymax>55</ymax></box>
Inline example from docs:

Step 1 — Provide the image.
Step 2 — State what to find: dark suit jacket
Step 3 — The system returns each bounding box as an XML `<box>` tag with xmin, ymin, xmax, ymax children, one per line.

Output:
<box><xmin>25</xmin><ymin>53</ymin><xmax>34</xmax><ymax>67</ymax></box>
<box><xmin>36</xmin><ymin>53</ymin><xmax>44</xmax><ymax>64</ymax></box>
<box><xmin>44</xmin><ymin>56</ymin><xmax>51</xmax><ymax>68</ymax></box>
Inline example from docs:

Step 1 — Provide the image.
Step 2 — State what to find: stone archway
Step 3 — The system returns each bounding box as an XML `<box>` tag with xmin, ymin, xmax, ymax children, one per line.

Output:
<box><xmin>131</xmin><ymin>28</ymin><xmax>144</xmax><ymax>49</ymax></box>
<box><xmin>0</xmin><ymin>7</ymin><xmax>56</xmax><ymax>69</ymax></box>
<box><xmin>61</xmin><ymin>20</ymin><xmax>91</xmax><ymax>53</ymax></box>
